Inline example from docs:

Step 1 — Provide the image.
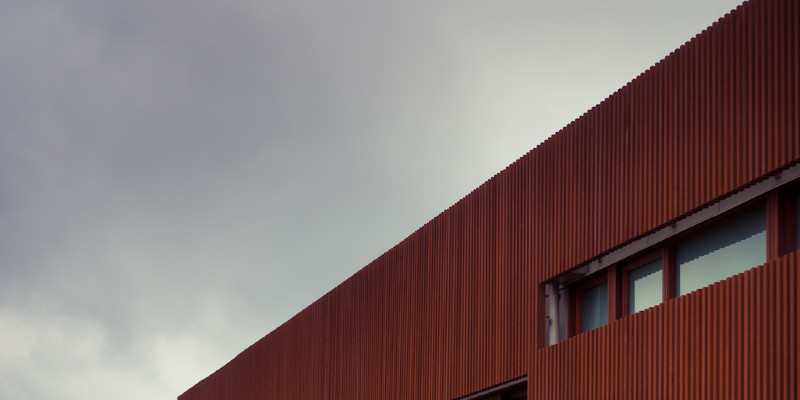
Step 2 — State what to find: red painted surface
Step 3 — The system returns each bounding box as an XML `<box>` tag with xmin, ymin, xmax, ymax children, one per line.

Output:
<box><xmin>180</xmin><ymin>0</ymin><xmax>800</xmax><ymax>398</ymax></box>
<box><xmin>532</xmin><ymin>253</ymin><xmax>798</xmax><ymax>399</ymax></box>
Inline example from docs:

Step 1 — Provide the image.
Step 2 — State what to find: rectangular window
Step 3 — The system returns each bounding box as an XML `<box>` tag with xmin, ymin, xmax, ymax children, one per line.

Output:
<box><xmin>579</xmin><ymin>281</ymin><xmax>608</xmax><ymax>332</ymax></box>
<box><xmin>795</xmin><ymin>194</ymin><xmax>800</xmax><ymax>250</ymax></box>
<box><xmin>677</xmin><ymin>205</ymin><xmax>766</xmax><ymax>295</ymax></box>
<box><xmin>627</xmin><ymin>258</ymin><xmax>663</xmax><ymax>314</ymax></box>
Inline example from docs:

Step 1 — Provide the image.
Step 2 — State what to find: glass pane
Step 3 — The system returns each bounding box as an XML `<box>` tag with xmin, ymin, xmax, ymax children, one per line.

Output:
<box><xmin>629</xmin><ymin>259</ymin><xmax>663</xmax><ymax>314</ymax></box>
<box><xmin>677</xmin><ymin>206</ymin><xmax>766</xmax><ymax>296</ymax></box>
<box><xmin>580</xmin><ymin>282</ymin><xmax>607</xmax><ymax>332</ymax></box>
<box><xmin>795</xmin><ymin>195</ymin><xmax>800</xmax><ymax>250</ymax></box>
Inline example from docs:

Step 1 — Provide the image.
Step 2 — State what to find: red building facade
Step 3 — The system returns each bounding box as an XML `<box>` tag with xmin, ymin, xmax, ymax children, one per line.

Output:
<box><xmin>181</xmin><ymin>0</ymin><xmax>799</xmax><ymax>398</ymax></box>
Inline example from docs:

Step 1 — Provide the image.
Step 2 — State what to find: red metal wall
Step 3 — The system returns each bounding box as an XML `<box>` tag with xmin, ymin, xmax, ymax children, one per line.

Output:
<box><xmin>532</xmin><ymin>252</ymin><xmax>798</xmax><ymax>399</ymax></box>
<box><xmin>181</xmin><ymin>0</ymin><xmax>799</xmax><ymax>398</ymax></box>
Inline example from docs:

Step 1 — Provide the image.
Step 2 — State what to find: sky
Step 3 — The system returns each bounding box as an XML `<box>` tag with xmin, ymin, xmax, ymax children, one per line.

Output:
<box><xmin>0</xmin><ymin>0</ymin><xmax>745</xmax><ymax>398</ymax></box>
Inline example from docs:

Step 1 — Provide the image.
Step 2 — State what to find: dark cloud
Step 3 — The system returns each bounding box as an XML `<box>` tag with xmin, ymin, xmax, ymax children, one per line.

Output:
<box><xmin>0</xmin><ymin>0</ymin><xmax>744</xmax><ymax>398</ymax></box>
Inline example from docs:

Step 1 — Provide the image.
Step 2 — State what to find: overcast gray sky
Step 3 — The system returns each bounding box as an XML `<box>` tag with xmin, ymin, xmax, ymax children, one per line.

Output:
<box><xmin>0</xmin><ymin>0</ymin><xmax>744</xmax><ymax>398</ymax></box>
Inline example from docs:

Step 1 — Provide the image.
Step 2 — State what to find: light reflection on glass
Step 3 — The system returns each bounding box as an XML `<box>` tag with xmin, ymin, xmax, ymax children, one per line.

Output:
<box><xmin>629</xmin><ymin>259</ymin><xmax>663</xmax><ymax>314</ymax></box>
<box><xmin>581</xmin><ymin>282</ymin><xmax>608</xmax><ymax>332</ymax></box>
<box><xmin>677</xmin><ymin>206</ymin><xmax>766</xmax><ymax>296</ymax></box>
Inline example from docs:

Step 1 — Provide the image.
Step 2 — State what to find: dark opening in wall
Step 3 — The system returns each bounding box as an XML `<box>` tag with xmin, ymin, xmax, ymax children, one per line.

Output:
<box><xmin>455</xmin><ymin>376</ymin><xmax>527</xmax><ymax>400</ymax></box>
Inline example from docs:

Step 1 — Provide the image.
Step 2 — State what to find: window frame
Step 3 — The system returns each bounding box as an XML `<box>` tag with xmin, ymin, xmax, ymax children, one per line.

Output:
<box><xmin>570</xmin><ymin>272</ymin><xmax>610</xmax><ymax>335</ymax></box>
<box><xmin>621</xmin><ymin>249</ymin><xmax>669</xmax><ymax>317</ymax></box>
<box><xmin>769</xmin><ymin>186</ymin><xmax>799</xmax><ymax>257</ymax></box>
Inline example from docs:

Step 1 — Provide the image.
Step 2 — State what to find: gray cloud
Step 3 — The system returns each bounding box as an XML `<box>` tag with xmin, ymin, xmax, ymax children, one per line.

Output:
<box><xmin>0</xmin><ymin>0</ymin><xmax>744</xmax><ymax>398</ymax></box>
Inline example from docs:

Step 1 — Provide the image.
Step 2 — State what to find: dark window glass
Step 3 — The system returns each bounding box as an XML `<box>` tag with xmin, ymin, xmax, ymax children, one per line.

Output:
<box><xmin>504</xmin><ymin>388</ymin><xmax>527</xmax><ymax>400</ymax></box>
<box><xmin>795</xmin><ymin>195</ymin><xmax>800</xmax><ymax>250</ymax></box>
<box><xmin>629</xmin><ymin>259</ymin><xmax>663</xmax><ymax>314</ymax></box>
<box><xmin>677</xmin><ymin>206</ymin><xmax>766</xmax><ymax>295</ymax></box>
<box><xmin>580</xmin><ymin>282</ymin><xmax>607</xmax><ymax>332</ymax></box>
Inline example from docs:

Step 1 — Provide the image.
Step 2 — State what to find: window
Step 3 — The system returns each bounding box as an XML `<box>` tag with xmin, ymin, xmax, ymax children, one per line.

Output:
<box><xmin>578</xmin><ymin>280</ymin><xmax>608</xmax><ymax>332</ymax></box>
<box><xmin>623</xmin><ymin>254</ymin><xmax>663</xmax><ymax>315</ymax></box>
<box><xmin>795</xmin><ymin>193</ymin><xmax>800</xmax><ymax>250</ymax></box>
<box><xmin>562</xmin><ymin>204</ymin><xmax>769</xmax><ymax>338</ymax></box>
<box><xmin>502</xmin><ymin>387</ymin><xmax>526</xmax><ymax>400</ymax></box>
<box><xmin>543</xmin><ymin>163</ymin><xmax>800</xmax><ymax>345</ymax></box>
<box><xmin>565</xmin><ymin>268</ymin><xmax>615</xmax><ymax>336</ymax></box>
<box><xmin>676</xmin><ymin>205</ymin><xmax>766</xmax><ymax>295</ymax></box>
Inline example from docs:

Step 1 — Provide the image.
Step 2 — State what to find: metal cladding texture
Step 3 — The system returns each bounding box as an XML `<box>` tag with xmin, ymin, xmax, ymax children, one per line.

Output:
<box><xmin>180</xmin><ymin>0</ymin><xmax>799</xmax><ymax>398</ymax></box>
<box><xmin>532</xmin><ymin>252</ymin><xmax>799</xmax><ymax>399</ymax></box>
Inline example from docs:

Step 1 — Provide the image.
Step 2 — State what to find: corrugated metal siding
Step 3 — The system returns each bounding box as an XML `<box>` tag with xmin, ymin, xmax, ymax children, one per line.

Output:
<box><xmin>531</xmin><ymin>252</ymin><xmax>799</xmax><ymax>399</ymax></box>
<box><xmin>180</xmin><ymin>0</ymin><xmax>799</xmax><ymax>398</ymax></box>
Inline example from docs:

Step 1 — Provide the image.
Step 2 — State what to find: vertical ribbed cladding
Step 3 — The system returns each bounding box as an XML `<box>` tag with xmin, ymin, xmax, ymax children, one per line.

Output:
<box><xmin>180</xmin><ymin>0</ymin><xmax>799</xmax><ymax>398</ymax></box>
<box><xmin>531</xmin><ymin>253</ymin><xmax>799</xmax><ymax>399</ymax></box>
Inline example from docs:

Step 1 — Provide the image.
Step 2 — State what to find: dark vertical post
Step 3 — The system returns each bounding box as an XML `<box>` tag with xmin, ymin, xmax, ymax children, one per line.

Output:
<box><xmin>607</xmin><ymin>265</ymin><xmax>621</xmax><ymax>322</ymax></box>
<box><xmin>767</xmin><ymin>190</ymin><xmax>781</xmax><ymax>260</ymax></box>
<box><xmin>662</xmin><ymin>246</ymin><xmax>677</xmax><ymax>300</ymax></box>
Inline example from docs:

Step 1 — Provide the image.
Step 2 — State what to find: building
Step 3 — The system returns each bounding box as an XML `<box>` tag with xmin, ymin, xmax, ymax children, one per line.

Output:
<box><xmin>181</xmin><ymin>0</ymin><xmax>799</xmax><ymax>398</ymax></box>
